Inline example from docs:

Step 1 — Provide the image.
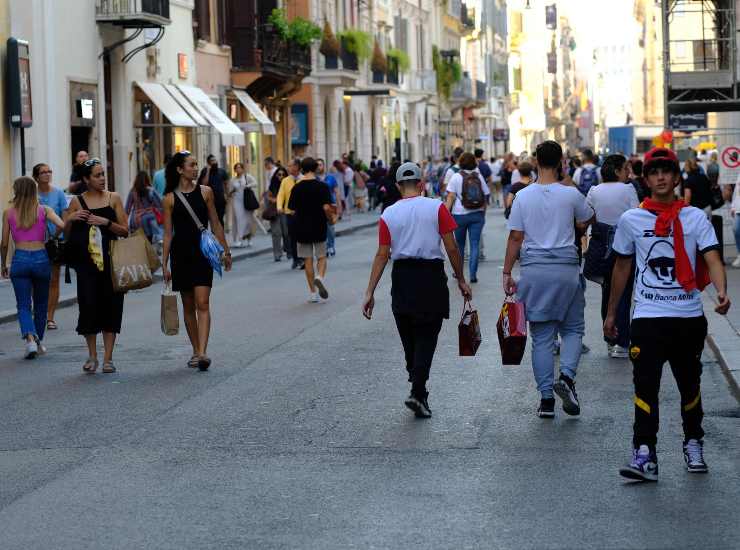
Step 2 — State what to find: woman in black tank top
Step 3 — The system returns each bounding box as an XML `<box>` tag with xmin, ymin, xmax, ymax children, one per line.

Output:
<box><xmin>65</xmin><ymin>159</ymin><xmax>129</xmax><ymax>374</ymax></box>
<box><xmin>161</xmin><ymin>152</ymin><xmax>231</xmax><ymax>371</ymax></box>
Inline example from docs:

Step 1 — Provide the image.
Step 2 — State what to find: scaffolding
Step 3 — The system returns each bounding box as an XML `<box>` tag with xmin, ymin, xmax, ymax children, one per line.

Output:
<box><xmin>663</xmin><ymin>0</ymin><xmax>739</xmax><ymax>115</ymax></box>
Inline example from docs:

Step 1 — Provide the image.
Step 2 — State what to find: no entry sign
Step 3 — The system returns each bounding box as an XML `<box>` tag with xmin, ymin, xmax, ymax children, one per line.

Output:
<box><xmin>719</xmin><ymin>145</ymin><xmax>740</xmax><ymax>185</ymax></box>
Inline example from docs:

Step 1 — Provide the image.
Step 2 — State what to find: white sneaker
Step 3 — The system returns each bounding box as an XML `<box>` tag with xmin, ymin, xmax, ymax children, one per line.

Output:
<box><xmin>313</xmin><ymin>276</ymin><xmax>329</xmax><ymax>299</ymax></box>
<box><xmin>732</xmin><ymin>256</ymin><xmax>740</xmax><ymax>268</ymax></box>
<box><xmin>308</xmin><ymin>292</ymin><xmax>320</xmax><ymax>303</ymax></box>
<box><xmin>34</xmin><ymin>336</ymin><xmax>47</xmax><ymax>355</ymax></box>
<box><xmin>25</xmin><ymin>340</ymin><xmax>38</xmax><ymax>359</ymax></box>
<box><xmin>610</xmin><ymin>345</ymin><xmax>629</xmax><ymax>359</ymax></box>
<box><xmin>232</xmin><ymin>240</ymin><xmax>243</xmax><ymax>248</ymax></box>
<box><xmin>246</xmin><ymin>240</ymin><xmax>252</xmax><ymax>248</ymax></box>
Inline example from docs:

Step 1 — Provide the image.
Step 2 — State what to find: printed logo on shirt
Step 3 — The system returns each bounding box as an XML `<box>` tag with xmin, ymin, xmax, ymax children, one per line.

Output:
<box><xmin>641</xmin><ymin>240</ymin><xmax>681</xmax><ymax>290</ymax></box>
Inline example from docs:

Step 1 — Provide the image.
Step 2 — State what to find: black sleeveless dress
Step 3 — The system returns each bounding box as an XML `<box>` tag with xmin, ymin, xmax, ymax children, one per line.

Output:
<box><xmin>71</xmin><ymin>193</ymin><xmax>125</xmax><ymax>334</ymax></box>
<box><xmin>170</xmin><ymin>184</ymin><xmax>213</xmax><ymax>291</ymax></box>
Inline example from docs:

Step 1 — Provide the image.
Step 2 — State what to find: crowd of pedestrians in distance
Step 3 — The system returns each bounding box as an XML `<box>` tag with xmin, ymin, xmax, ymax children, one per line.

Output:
<box><xmin>0</xmin><ymin>139</ymin><xmax>737</xmax><ymax>486</ymax></box>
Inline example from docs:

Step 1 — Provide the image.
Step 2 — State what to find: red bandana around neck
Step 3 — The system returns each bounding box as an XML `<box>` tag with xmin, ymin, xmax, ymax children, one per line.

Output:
<box><xmin>641</xmin><ymin>198</ymin><xmax>709</xmax><ymax>292</ymax></box>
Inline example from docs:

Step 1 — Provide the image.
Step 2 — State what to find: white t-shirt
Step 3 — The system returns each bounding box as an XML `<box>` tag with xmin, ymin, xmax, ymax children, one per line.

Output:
<box><xmin>379</xmin><ymin>196</ymin><xmax>458</xmax><ymax>261</ymax></box>
<box><xmin>446</xmin><ymin>170</ymin><xmax>491</xmax><ymax>215</ymax></box>
<box><xmin>511</xmin><ymin>169</ymin><xmax>521</xmax><ymax>185</ymax></box>
<box><xmin>443</xmin><ymin>164</ymin><xmax>459</xmax><ymax>190</ymax></box>
<box><xmin>612</xmin><ymin>206</ymin><xmax>719</xmax><ymax>319</ymax></box>
<box><xmin>343</xmin><ymin>167</ymin><xmax>354</xmax><ymax>185</ymax></box>
<box><xmin>586</xmin><ymin>182</ymin><xmax>639</xmax><ymax>225</ymax></box>
<box><xmin>573</xmin><ymin>163</ymin><xmax>602</xmax><ymax>187</ymax></box>
<box><xmin>508</xmin><ymin>183</ymin><xmax>594</xmax><ymax>251</ymax></box>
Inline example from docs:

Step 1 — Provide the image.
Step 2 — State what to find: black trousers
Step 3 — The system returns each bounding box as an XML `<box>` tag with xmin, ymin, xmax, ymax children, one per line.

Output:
<box><xmin>393</xmin><ymin>313</ymin><xmax>444</xmax><ymax>398</ymax></box>
<box><xmin>630</xmin><ymin>316</ymin><xmax>707</xmax><ymax>449</ymax></box>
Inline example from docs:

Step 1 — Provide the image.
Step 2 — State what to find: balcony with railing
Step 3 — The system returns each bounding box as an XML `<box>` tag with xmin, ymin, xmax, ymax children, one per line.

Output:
<box><xmin>450</xmin><ymin>74</ymin><xmax>475</xmax><ymax>106</ymax></box>
<box><xmin>96</xmin><ymin>0</ymin><xmax>170</xmax><ymax>27</ymax></box>
<box><xmin>407</xmin><ymin>70</ymin><xmax>437</xmax><ymax>94</ymax></box>
<box><xmin>231</xmin><ymin>25</ymin><xmax>310</xmax><ymax>77</ymax></box>
<box><xmin>475</xmin><ymin>80</ymin><xmax>487</xmax><ymax>104</ymax></box>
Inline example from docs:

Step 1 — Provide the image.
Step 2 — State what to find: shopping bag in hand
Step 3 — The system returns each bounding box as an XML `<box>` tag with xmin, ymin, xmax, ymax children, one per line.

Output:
<box><xmin>458</xmin><ymin>301</ymin><xmax>482</xmax><ymax>356</ymax></box>
<box><xmin>161</xmin><ymin>283</ymin><xmax>179</xmax><ymax>336</ymax></box>
<box><xmin>496</xmin><ymin>296</ymin><xmax>527</xmax><ymax>365</ymax></box>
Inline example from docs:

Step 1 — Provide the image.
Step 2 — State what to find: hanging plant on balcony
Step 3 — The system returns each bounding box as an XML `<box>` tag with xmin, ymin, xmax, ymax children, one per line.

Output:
<box><xmin>336</xmin><ymin>29</ymin><xmax>372</xmax><ymax>61</ymax></box>
<box><xmin>319</xmin><ymin>21</ymin><xmax>340</xmax><ymax>57</ymax></box>
<box><xmin>267</xmin><ymin>9</ymin><xmax>290</xmax><ymax>40</ymax></box>
<box><xmin>371</xmin><ymin>41</ymin><xmax>387</xmax><ymax>73</ymax></box>
<box><xmin>386</xmin><ymin>48</ymin><xmax>411</xmax><ymax>73</ymax></box>
<box><xmin>287</xmin><ymin>17</ymin><xmax>322</xmax><ymax>48</ymax></box>
<box><xmin>432</xmin><ymin>45</ymin><xmax>462</xmax><ymax>99</ymax></box>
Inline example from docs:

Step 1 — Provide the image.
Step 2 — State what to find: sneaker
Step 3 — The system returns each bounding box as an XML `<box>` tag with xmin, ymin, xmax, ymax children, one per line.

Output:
<box><xmin>404</xmin><ymin>393</ymin><xmax>432</xmax><ymax>418</ymax></box>
<box><xmin>581</xmin><ymin>343</ymin><xmax>590</xmax><ymax>354</ymax></box>
<box><xmin>308</xmin><ymin>292</ymin><xmax>320</xmax><ymax>303</ymax></box>
<box><xmin>34</xmin><ymin>336</ymin><xmax>47</xmax><ymax>355</ymax></box>
<box><xmin>610</xmin><ymin>345</ymin><xmax>629</xmax><ymax>359</ymax></box>
<box><xmin>537</xmin><ymin>398</ymin><xmax>555</xmax><ymax>418</ymax></box>
<box><xmin>245</xmin><ymin>240</ymin><xmax>252</xmax><ymax>248</ymax></box>
<box><xmin>314</xmin><ymin>276</ymin><xmax>329</xmax><ymax>299</ymax></box>
<box><xmin>327</xmin><ymin>247</ymin><xmax>336</xmax><ymax>257</ymax></box>
<box><xmin>731</xmin><ymin>256</ymin><xmax>740</xmax><ymax>268</ymax></box>
<box><xmin>24</xmin><ymin>339</ymin><xmax>38</xmax><ymax>360</ymax></box>
<box><xmin>553</xmin><ymin>374</ymin><xmax>580</xmax><ymax>416</ymax></box>
<box><xmin>619</xmin><ymin>445</ymin><xmax>659</xmax><ymax>482</ymax></box>
<box><xmin>683</xmin><ymin>439</ymin><xmax>708</xmax><ymax>473</ymax></box>
<box><xmin>478</xmin><ymin>252</ymin><xmax>486</xmax><ymax>261</ymax></box>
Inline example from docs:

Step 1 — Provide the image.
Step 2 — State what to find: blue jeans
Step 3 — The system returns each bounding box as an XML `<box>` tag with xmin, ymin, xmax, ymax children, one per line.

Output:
<box><xmin>453</xmin><ymin>211</ymin><xmax>485</xmax><ymax>280</ymax></box>
<box><xmin>529</xmin><ymin>286</ymin><xmax>586</xmax><ymax>398</ymax></box>
<box><xmin>734</xmin><ymin>213</ymin><xmax>740</xmax><ymax>253</ymax></box>
<box><xmin>326</xmin><ymin>222</ymin><xmax>336</xmax><ymax>251</ymax></box>
<box><xmin>140</xmin><ymin>212</ymin><xmax>164</xmax><ymax>243</ymax></box>
<box><xmin>10</xmin><ymin>249</ymin><xmax>51</xmax><ymax>341</ymax></box>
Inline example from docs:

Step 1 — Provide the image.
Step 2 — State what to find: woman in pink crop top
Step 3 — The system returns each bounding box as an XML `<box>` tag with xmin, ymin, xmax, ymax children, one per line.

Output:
<box><xmin>1</xmin><ymin>176</ymin><xmax>67</xmax><ymax>359</ymax></box>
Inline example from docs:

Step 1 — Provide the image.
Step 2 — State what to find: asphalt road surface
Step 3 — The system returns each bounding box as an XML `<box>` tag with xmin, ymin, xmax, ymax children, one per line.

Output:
<box><xmin>1</xmin><ymin>211</ymin><xmax>738</xmax><ymax>550</ymax></box>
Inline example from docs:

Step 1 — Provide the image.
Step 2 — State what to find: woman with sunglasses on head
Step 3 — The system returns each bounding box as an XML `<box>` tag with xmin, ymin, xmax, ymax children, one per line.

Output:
<box><xmin>33</xmin><ymin>163</ymin><xmax>69</xmax><ymax>331</ymax></box>
<box><xmin>65</xmin><ymin>159</ymin><xmax>129</xmax><ymax>374</ymax></box>
<box><xmin>2</xmin><ymin>177</ymin><xmax>68</xmax><ymax>358</ymax></box>
<box><xmin>161</xmin><ymin>151</ymin><xmax>232</xmax><ymax>371</ymax></box>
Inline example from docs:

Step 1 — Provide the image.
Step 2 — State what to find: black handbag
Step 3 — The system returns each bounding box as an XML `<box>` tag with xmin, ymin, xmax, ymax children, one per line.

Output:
<box><xmin>709</xmin><ymin>184</ymin><xmax>725</xmax><ymax>210</ymax></box>
<box><xmin>243</xmin><ymin>187</ymin><xmax>260</xmax><ymax>211</ymax></box>
<box><xmin>44</xmin><ymin>237</ymin><xmax>65</xmax><ymax>264</ymax></box>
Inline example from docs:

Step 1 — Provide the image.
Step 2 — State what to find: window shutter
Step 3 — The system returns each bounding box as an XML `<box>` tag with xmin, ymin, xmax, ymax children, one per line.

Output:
<box><xmin>194</xmin><ymin>0</ymin><xmax>211</xmax><ymax>42</ymax></box>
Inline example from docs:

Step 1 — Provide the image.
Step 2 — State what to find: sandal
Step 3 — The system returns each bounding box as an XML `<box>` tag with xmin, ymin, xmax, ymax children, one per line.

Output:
<box><xmin>102</xmin><ymin>361</ymin><xmax>116</xmax><ymax>374</ymax></box>
<box><xmin>47</xmin><ymin>320</ymin><xmax>58</xmax><ymax>330</ymax></box>
<box><xmin>187</xmin><ymin>355</ymin><xmax>200</xmax><ymax>369</ymax></box>
<box><xmin>197</xmin><ymin>356</ymin><xmax>212</xmax><ymax>371</ymax></box>
<box><xmin>83</xmin><ymin>358</ymin><xmax>98</xmax><ymax>374</ymax></box>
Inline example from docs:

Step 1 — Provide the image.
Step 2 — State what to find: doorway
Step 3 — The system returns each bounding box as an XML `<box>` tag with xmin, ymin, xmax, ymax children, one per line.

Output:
<box><xmin>71</xmin><ymin>126</ymin><xmax>92</xmax><ymax>164</ymax></box>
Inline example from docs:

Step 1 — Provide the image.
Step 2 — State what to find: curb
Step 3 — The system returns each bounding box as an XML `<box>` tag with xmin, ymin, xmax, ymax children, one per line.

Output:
<box><xmin>702</xmin><ymin>293</ymin><xmax>740</xmax><ymax>403</ymax></box>
<box><xmin>0</xmin><ymin>219</ymin><xmax>378</xmax><ymax>327</ymax></box>
<box><xmin>706</xmin><ymin>334</ymin><xmax>740</xmax><ymax>402</ymax></box>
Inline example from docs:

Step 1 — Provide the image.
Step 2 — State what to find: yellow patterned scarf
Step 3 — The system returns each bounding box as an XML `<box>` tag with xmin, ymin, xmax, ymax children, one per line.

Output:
<box><xmin>88</xmin><ymin>226</ymin><xmax>104</xmax><ymax>271</ymax></box>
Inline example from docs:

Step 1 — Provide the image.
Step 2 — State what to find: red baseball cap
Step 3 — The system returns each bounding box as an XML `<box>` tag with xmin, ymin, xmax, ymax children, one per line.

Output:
<box><xmin>643</xmin><ymin>147</ymin><xmax>679</xmax><ymax>171</ymax></box>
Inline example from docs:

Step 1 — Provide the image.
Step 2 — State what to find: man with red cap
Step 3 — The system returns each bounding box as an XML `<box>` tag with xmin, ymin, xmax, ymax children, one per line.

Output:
<box><xmin>605</xmin><ymin>147</ymin><xmax>731</xmax><ymax>482</ymax></box>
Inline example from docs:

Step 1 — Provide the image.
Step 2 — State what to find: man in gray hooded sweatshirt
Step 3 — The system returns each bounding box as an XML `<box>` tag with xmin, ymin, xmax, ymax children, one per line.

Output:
<box><xmin>503</xmin><ymin>141</ymin><xmax>595</xmax><ymax>418</ymax></box>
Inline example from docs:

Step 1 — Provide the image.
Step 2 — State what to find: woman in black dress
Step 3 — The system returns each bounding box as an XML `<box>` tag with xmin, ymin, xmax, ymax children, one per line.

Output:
<box><xmin>161</xmin><ymin>152</ymin><xmax>232</xmax><ymax>371</ymax></box>
<box><xmin>65</xmin><ymin>159</ymin><xmax>129</xmax><ymax>373</ymax></box>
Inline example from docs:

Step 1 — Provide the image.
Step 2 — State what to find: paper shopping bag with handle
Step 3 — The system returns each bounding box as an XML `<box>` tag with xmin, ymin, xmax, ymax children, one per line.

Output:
<box><xmin>496</xmin><ymin>296</ymin><xmax>527</xmax><ymax>365</ymax></box>
<box><xmin>458</xmin><ymin>301</ymin><xmax>482</xmax><ymax>356</ymax></box>
<box><xmin>161</xmin><ymin>283</ymin><xmax>179</xmax><ymax>336</ymax></box>
<box><xmin>109</xmin><ymin>230</ymin><xmax>153</xmax><ymax>293</ymax></box>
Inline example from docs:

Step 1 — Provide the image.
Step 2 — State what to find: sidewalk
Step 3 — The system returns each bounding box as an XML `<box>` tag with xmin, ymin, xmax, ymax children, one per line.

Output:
<box><xmin>0</xmin><ymin>211</ymin><xmax>380</xmax><ymax>326</ymax></box>
<box><xmin>705</xmin><ymin>209</ymin><xmax>740</xmax><ymax>398</ymax></box>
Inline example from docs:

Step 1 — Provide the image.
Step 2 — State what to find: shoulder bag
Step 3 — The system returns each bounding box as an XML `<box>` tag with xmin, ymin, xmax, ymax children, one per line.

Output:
<box><xmin>175</xmin><ymin>190</ymin><xmax>225</xmax><ymax>277</ymax></box>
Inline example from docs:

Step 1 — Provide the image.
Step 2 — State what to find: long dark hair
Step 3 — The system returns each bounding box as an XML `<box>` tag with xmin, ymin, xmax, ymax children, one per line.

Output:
<box><xmin>164</xmin><ymin>151</ymin><xmax>191</xmax><ymax>195</ymax></box>
<box><xmin>133</xmin><ymin>171</ymin><xmax>151</xmax><ymax>198</ymax></box>
<box><xmin>601</xmin><ymin>154</ymin><xmax>627</xmax><ymax>183</ymax></box>
<box><xmin>271</xmin><ymin>166</ymin><xmax>288</xmax><ymax>188</ymax></box>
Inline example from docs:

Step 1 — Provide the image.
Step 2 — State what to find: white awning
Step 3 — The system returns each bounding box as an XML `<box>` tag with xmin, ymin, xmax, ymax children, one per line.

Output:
<box><xmin>232</xmin><ymin>89</ymin><xmax>276</xmax><ymax>135</ymax></box>
<box><xmin>176</xmin><ymin>84</ymin><xmax>246</xmax><ymax>146</ymax></box>
<box><xmin>136</xmin><ymin>82</ymin><xmax>197</xmax><ymax>127</ymax></box>
<box><xmin>165</xmin><ymin>84</ymin><xmax>208</xmax><ymax>127</ymax></box>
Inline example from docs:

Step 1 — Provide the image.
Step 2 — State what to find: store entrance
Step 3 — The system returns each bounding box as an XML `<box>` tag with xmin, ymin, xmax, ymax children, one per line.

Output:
<box><xmin>71</xmin><ymin>126</ymin><xmax>91</xmax><ymax>164</ymax></box>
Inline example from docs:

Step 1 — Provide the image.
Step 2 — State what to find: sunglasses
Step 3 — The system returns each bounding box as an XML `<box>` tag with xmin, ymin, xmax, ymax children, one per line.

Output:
<box><xmin>175</xmin><ymin>150</ymin><xmax>192</xmax><ymax>157</ymax></box>
<box><xmin>84</xmin><ymin>158</ymin><xmax>102</xmax><ymax>167</ymax></box>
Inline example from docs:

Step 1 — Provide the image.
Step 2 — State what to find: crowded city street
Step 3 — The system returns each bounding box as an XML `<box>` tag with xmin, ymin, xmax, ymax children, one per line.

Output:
<box><xmin>1</xmin><ymin>210</ymin><xmax>738</xmax><ymax>549</ymax></box>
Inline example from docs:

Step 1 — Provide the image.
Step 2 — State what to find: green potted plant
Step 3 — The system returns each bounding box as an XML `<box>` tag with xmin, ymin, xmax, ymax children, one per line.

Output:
<box><xmin>267</xmin><ymin>8</ymin><xmax>290</xmax><ymax>39</ymax></box>
<box><xmin>287</xmin><ymin>17</ymin><xmax>321</xmax><ymax>48</ymax></box>
<box><xmin>371</xmin><ymin>40</ymin><xmax>387</xmax><ymax>83</ymax></box>
<box><xmin>337</xmin><ymin>28</ymin><xmax>372</xmax><ymax>70</ymax></box>
<box><xmin>319</xmin><ymin>21</ymin><xmax>340</xmax><ymax>69</ymax></box>
<box><xmin>432</xmin><ymin>45</ymin><xmax>462</xmax><ymax>99</ymax></box>
<box><xmin>386</xmin><ymin>48</ymin><xmax>411</xmax><ymax>73</ymax></box>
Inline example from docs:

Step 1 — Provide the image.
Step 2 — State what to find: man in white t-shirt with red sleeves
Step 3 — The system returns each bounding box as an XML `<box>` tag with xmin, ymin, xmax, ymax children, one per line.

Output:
<box><xmin>363</xmin><ymin>162</ymin><xmax>472</xmax><ymax>418</ymax></box>
<box><xmin>605</xmin><ymin>147</ymin><xmax>731</xmax><ymax>482</ymax></box>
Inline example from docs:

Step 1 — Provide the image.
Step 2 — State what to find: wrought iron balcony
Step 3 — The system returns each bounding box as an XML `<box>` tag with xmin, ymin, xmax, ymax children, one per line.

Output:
<box><xmin>261</xmin><ymin>30</ymin><xmax>311</xmax><ymax>76</ymax></box>
<box><xmin>451</xmin><ymin>75</ymin><xmax>474</xmax><ymax>102</ymax></box>
<box><xmin>96</xmin><ymin>0</ymin><xmax>170</xmax><ymax>27</ymax></box>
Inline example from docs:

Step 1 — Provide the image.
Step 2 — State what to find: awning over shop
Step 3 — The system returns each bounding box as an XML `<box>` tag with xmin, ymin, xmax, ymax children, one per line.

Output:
<box><xmin>232</xmin><ymin>89</ymin><xmax>276</xmax><ymax>135</ymax></box>
<box><xmin>165</xmin><ymin>84</ymin><xmax>208</xmax><ymax>127</ymax></box>
<box><xmin>176</xmin><ymin>85</ymin><xmax>245</xmax><ymax>146</ymax></box>
<box><xmin>135</xmin><ymin>82</ymin><xmax>198</xmax><ymax>127</ymax></box>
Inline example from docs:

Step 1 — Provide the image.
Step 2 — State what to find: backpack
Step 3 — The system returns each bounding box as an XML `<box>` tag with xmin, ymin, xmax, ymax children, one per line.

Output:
<box><xmin>460</xmin><ymin>170</ymin><xmax>485</xmax><ymax>209</ymax></box>
<box><xmin>577</xmin><ymin>166</ymin><xmax>598</xmax><ymax>195</ymax></box>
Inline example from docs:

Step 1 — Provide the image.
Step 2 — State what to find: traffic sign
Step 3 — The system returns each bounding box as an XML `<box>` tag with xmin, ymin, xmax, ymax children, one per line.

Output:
<box><xmin>719</xmin><ymin>145</ymin><xmax>740</xmax><ymax>185</ymax></box>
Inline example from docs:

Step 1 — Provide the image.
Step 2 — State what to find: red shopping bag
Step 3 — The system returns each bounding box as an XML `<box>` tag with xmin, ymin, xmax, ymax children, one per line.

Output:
<box><xmin>496</xmin><ymin>296</ymin><xmax>527</xmax><ymax>365</ymax></box>
<box><xmin>458</xmin><ymin>301</ymin><xmax>482</xmax><ymax>357</ymax></box>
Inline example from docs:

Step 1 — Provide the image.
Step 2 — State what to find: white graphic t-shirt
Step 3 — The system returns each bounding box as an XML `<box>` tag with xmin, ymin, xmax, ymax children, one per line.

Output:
<box><xmin>612</xmin><ymin>206</ymin><xmax>719</xmax><ymax>319</ymax></box>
